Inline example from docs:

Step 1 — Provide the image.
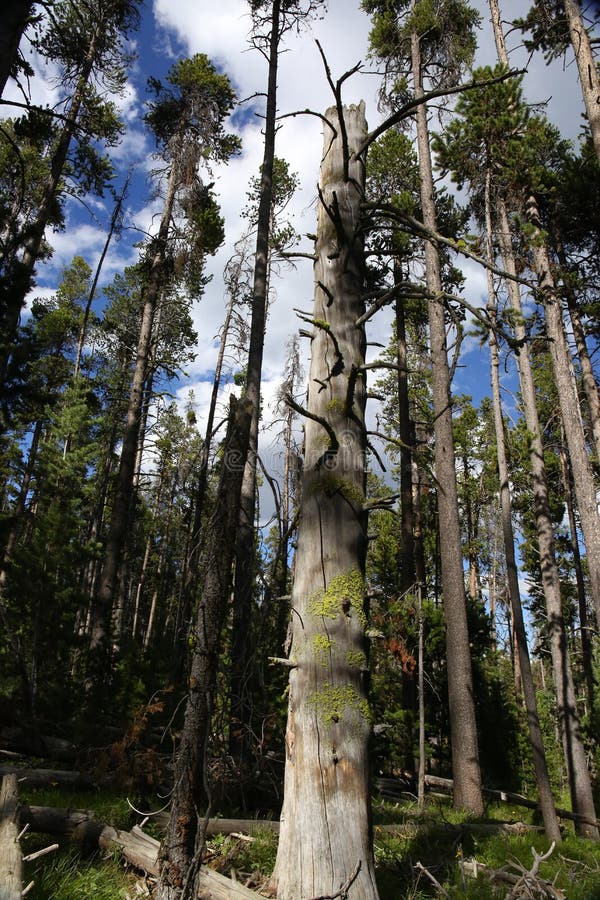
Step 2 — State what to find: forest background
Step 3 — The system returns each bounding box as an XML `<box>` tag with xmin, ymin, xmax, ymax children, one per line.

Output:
<box><xmin>2</xmin><ymin>0</ymin><xmax>600</xmax><ymax>898</ymax></box>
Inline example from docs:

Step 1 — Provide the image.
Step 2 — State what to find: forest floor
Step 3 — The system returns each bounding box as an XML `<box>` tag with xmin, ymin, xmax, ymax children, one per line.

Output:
<box><xmin>14</xmin><ymin>781</ymin><xmax>600</xmax><ymax>899</ymax></box>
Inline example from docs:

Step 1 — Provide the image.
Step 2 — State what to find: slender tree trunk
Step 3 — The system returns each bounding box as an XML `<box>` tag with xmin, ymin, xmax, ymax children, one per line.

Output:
<box><xmin>272</xmin><ymin>102</ymin><xmax>379</xmax><ymax>900</ymax></box>
<box><xmin>86</xmin><ymin>165</ymin><xmax>178</xmax><ymax>692</ymax></box>
<box><xmin>411</xmin><ymin>26</ymin><xmax>483</xmax><ymax>816</ymax></box>
<box><xmin>526</xmin><ymin>193</ymin><xmax>600</xmax><ymax>629</ymax></box>
<box><xmin>484</xmin><ymin>171</ymin><xmax>561</xmax><ymax>842</ymax></box>
<box><xmin>156</xmin><ymin>396</ymin><xmax>252</xmax><ymax>900</ymax></box>
<box><xmin>73</xmin><ymin>173</ymin><xmax>131</xmax><ymax>379</ymax></box>
<box><xmin>563</xmin><ymin>0</ymin><xmax>600</xmax><ymax>164</ymax></box>
<box><xmin>0</xmin><ymin>2</ymin><xmax>33</xmax><ymax>98</ymax></box>
<box><xmin>230</xmin><ymin>0</ymin><xmax>282</xmax><ymax>761</ymax></box>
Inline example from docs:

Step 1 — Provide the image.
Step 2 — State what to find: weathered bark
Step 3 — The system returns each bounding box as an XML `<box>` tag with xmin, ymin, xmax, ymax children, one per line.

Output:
<box><xmin>87</xmin><ymin>165</ymin><xmax>178</xmax><ymax>691</ymax></box>
<box><xmin>0</xmin><ymin>774</ymin><xmax>22</xmax><ymax>900</ymax></box>
<box><xmin>411</xmin><ymin>25</ymin><xmax>483</xmax><ymax>816</ymax></box>
<box><xmin>157</xmin><ymin>396</ymin><xmax>252</xmax><ymax>900</ymax></box>
<box><xmin>526</xmin><ymin>193</ymin><xmax>600</xmax><ymax>630</ymax></box>
<box><xmin>271</xmin><ymin>102</ymin><xmax>378</xmax><ymax>900</ymax></box>
<box><xmin>0</xmin><ymin>1</ymin><xmax>33</xmax><ymax>99</ymax></box>
<box><xmin>563</xmin><ymin>0</ymin><xmax>600</xmax><ymax>164</ymax></box>
<box><xmin>488</xmin><ymin>1</ymin><xmax>598</xmax><ymax>840</ymax></box>
<box><xmin>230</xmin><ymin>0</ymin><xmax>282</xmax><ymax>762</ymax></box>
<box><xmin>484</xmin><ymin>171</ymin><xmax>561</xmax><ymax>842</ymax></box>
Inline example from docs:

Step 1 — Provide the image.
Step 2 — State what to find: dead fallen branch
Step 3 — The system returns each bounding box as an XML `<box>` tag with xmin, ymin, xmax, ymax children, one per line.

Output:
<box><xmin>463</xmin><ymin>842</ymin><xmax>566</xmax><ymax>898</ymax></box>
<box><xmin>0</xmin><ymin>774</ymin><xmax>23</xmax><ymax>900</ymax></box>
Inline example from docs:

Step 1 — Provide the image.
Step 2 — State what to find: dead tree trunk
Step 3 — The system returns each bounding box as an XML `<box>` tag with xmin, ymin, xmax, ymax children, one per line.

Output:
<box><xmin>271</xmin><ymin>101</ymin><xmax>379</xmax><ymax>900</ymax></box>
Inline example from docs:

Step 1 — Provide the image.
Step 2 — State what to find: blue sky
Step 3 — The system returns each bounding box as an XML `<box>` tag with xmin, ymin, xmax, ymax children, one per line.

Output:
<box><xmin>2</xmin><ymin>0</ymin><xmax>593</xmax><ymax>515</ymax></box>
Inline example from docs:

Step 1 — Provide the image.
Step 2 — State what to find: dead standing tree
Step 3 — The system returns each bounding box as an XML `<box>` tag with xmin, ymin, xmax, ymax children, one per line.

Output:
<box><xmin>271</xmin><ymin>101</ymin><xmax>379</xmax><ymax>899</ymax></box>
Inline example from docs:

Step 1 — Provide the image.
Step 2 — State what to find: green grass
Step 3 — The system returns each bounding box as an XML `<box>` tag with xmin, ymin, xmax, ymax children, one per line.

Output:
<box><xmin>371</xmin><ymin>797</ymin><xmax>600</xmax><ymax>898</ymax></box>
<box><xmin>22</xmin><ymin>846</ymin><xmax>136</xmax><ymax>900</ymax></box>
<box><xmin>16</xmin><ymin>788</ymin><xmax>600</xmax><ymax>899</ymax></box>
<box><xmin>21</xmin><ymin>786</ymin><xmax>133</xmax><ymax>829</ymax></box>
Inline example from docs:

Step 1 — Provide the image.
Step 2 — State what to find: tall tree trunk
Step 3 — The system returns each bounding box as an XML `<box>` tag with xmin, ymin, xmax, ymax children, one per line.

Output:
<box><xmin>411</xmin><ymin>25</ymin><xmax>483</xmax><ymax>816</ymax></box>
<box><xmin>0</xmin><ymin>1</ymin><xmax>34</xmax><ymax>98</ymax></box>
<box><xmin>488</xmin><ymin>3</ymin><xmax>598</xmax><ymax>837</ymax></box>
<box><xmin>156</xmin><ymin>396</ymin><xmax>251</xmax><ymax>900</ymax></box>
<box><xmin>563</xmin><ymin>0</ymin><xmax>600</xmax><ymax>163</ymax></box>
<box><xmin>230</xmin><ymin>0</ymin><xmax>281</xmax><ymax>761</ymax></box>
<box><xmin>525</xmin><ymin>193</ymin><xmax>600</xmax><ymax>630</ymax></box>
<box><xmin>272</xmin><ymin>102</ymin><xmax>379</xmax><ymax>900</ymax></box>
<box><xmin>86</xmin><ymin>165</ymin><xmax>178</xmax><ymax>693</ymax></box>
<box><xmin>484</xmin><ymin>170</ymin><xmax>561</xmax><ymax>842</ymax></box>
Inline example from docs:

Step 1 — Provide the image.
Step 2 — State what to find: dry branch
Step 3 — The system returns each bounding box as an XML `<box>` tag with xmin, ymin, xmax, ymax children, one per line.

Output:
<box><xmin>0</xmin><ymin>774</ymin><xmax>22</xmax><ymax>900</ymax></box>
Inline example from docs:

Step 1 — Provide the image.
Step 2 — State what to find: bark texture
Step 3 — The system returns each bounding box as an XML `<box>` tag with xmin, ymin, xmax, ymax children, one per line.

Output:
<box><xmin>272</xmin><ymin>102</ymin><xmax>379</xmax><ymax>900</ymax></box>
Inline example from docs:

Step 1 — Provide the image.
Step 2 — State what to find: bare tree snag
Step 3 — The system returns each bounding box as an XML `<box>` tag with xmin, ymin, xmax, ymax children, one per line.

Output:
<box><xmin>0</xmin><ymin>774</ymin><xmax>22</xmax><ymax>900</ymax></box>
<box><xmin>271</xmin><ymin>102</ymin><xmax>379</xmax><ymax>900</ymax></box>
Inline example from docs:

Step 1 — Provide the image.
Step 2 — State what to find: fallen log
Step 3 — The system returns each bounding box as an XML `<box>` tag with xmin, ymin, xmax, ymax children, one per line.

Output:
<box><xmin>0</xmin><ymin>767</ymin><xmax>95</xmax><ymax>789</ymax></box>
<box><xmin>99</xmin><ymin>824</ymin><xmax>265</xmax><ymax>898</ymax></box>
<box><xmin>0</xmin><ymin>774</ymin><xmax>22</xmax><ymax>900</ymax></box>
<box><xmin>15</xmin><ymin>806</ymin><xmax>264</xmax><ymax>898</ymax></box>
